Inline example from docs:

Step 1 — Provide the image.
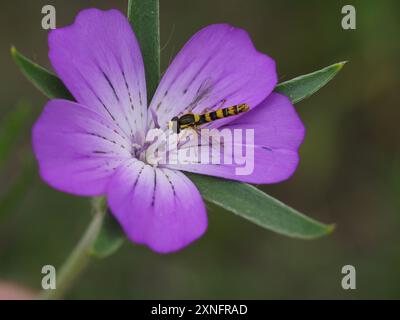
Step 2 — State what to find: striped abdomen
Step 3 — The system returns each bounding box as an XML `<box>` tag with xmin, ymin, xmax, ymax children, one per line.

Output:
<box><xmin>195</xmin><ymin>103</ymin><xmax>250</xmax><ymax>125</ymax></box>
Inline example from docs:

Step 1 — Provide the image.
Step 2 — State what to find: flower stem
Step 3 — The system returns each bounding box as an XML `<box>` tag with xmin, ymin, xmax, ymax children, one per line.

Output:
<box><xmin>39</xmin><ymin>198</ymin><xmax>106</xmax><ymax>300</ymax></box>
<box><xmin>128</xmin><ymin>0</ymin><xmax>160</xmax><ymax>101</ymax></box>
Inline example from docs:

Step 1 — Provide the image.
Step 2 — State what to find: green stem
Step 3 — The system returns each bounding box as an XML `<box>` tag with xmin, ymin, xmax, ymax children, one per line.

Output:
<box><xmin>39</xmin><ymin>198</ymin><xmax>106</xmax><ymax>300</ymax></box>
<box><xmin>128</xmin><ymin>0</ymin><xmax>160</xmax><ymax>101</ymax></box>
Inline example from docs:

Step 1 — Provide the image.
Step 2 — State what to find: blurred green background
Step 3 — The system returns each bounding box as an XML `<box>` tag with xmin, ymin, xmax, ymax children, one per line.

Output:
<box><xmin>0</xmin><ymin>0</ymin><xmax>399</xmax><ymax>299</ymax></box>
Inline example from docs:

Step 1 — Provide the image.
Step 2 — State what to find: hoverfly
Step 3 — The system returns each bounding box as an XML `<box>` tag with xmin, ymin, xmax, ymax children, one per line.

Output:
<box><xmin>168</xmin><ymin>103</ymin><xmax>250</xmax><ymax>134</ymax></box>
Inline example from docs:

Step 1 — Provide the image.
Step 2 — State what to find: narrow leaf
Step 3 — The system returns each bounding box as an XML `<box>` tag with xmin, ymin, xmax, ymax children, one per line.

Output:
<box><xmin>188</xmin><ymin>174</ymin><xmax>334</xmax><ymax>239</ymax></box>
<box><xmin>11</xmin><ymin>46</ymin><xmax>73</xmax><ymax>100</ymax></box>
<box><xmin>128</xmin><ymin>0</ymin><xmax>160</xmax><ymax>101</ymax></box>
<box><xmin>276</xmin><ymin>61</ymin><xmax>347</xmax><ymax>104</ymax></box>
<box><xmin>89</xmin><ymin>210</ymin><xmax>125</xmax><ymax>258</ymax></box>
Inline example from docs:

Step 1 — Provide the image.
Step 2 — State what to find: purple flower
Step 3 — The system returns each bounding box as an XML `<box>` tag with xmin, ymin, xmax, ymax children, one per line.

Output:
<box><xmin>32</xmin><ymin>9</ymin><xmax>305</xmax><ymax>253</ymax></box>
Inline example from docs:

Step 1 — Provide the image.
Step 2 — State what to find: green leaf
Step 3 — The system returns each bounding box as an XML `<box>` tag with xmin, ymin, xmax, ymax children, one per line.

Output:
<box><xmin>0</xmin><ymin>102</ymin><xmax>32</xmax><ymax>169</ymax></box>
<box><xmin>188</xmin><ymin>174</ymin><xmax>334</xmax><ymax>239</ymax></box>
<box><xmin>11</xmin><ymin>46</ymin><xmax>74</xmax><ymax>100</ymax></box>
<box><xmin>89</xmin><ymin>210</ymin><xmax>125</xmax><ymax>259</ymax></box>
<box><xmin>276</xmin><ymin>61</ymin><xmax>347</xmax><ymax>104</ymax></box>
<box><xmin>12</xmin><ymin>46</ymin><xmax>343</xmax><ymax>240</ymax></box>
<box><xmin>128</xmin><ymin>0</ymin><xmax>160</xmax><ymax>101</ymax></box>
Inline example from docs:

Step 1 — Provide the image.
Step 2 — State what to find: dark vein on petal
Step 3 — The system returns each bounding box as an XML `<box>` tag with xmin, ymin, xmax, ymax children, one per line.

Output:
<box><xmin>119</xmin><ymin>70</ymin><xmax>135</xmax><ymax>137</ymax></box>
<box><xmin>133</xmin><ymin>164</ymin><xmax>146</xmax><ymax>188</ymax></box>
<box><xmin>84</xmin><ymin>132</ymin><xmax>126</xmax><ymax>152</ymax></box>
<box><xmin>95</xmin><ymin>62</ymin><xmax>136</xmax><ymax>138</ymax></box>
<box><xmin>76</xmin><ymin>67</ymin><xmax>134</xmax><ymax>139</ymax></box>
<box><xmin>139</xmin><ymin>90</ymin><xmax>143</xmax><ymax>107</ymax></box>
<box><xmin>93</xmin><ymin>90</ymin><xmax>115</xmax><ymax>121</ymax></box>
<box><xmin>76</xmin><ymin>69</ymin><xmax>117</xmax><ymax>121</ymax></box>
<box><xmin>96</xmin><ymin>119</ymin><xmax>127</xmax><ymax>142</ymax></box>
<box><xmin>151</xmin><ymin>170</ymin><xmax>157</xmax><ymax>207</ymax></box>
<box><xmin>163</xmin><ymin>171</ymin><xmax>177</xmax><ymax>197</ymax></box>
<box><xmin>101</xmin><ymin>70</ymin><xmax>120</xmax><ymax>103</ymax></box>
<box><xmin>262</xmin><ymin>146</ymin><xmax>273</xmax><ymax>152</ymax></box>
<box><xmin>122</xmin><ymin>70</ymin><xmax>136</xmax><ymax>113</ymax></box>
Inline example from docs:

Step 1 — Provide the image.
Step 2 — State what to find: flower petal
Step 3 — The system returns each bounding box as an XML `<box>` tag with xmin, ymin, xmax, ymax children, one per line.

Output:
<box><xmin>107</xmin><ymin>160</ymin><xmax>207</xmax><ymax>253</ymax></box>
<box><xmin>48</xmin><ymin>9</ymin><xmax>147</xmax><ymax>143</ymax></box>
<box><xmin>149</xmin><ymin>24</ymin><xmax>277</xmax><ymax>129</ymax></box>
<box><xmin>166</xmin><ymin>93</ymin><xmax>305</xmax><ymax>184</ymax></box>
<box><xmin>32</xmin><ymin>99</ymin><xmax>132</xmax><ymax>196</ymax></box>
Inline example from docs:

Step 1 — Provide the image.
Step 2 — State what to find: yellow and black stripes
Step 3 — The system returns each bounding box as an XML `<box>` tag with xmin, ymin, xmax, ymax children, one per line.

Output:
<box><xmin>168</xmin><ymin>103</ymin><xmax>250</xmax><ymax>134</ymax></box>
<box><xmin>195</xmin><ymin>104</ymin><xmax>250</xmax><ymax>125</ymax></box>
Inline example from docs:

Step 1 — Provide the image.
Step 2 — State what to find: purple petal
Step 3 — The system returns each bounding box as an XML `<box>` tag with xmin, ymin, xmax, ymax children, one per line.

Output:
<box><xmin>107</xmin><ymin>160</ymin><xmax>207</xmax><ymax>253</ymax></box>
<box><xmin>32</xmin><ymin>99</ymin><xmax>131</xmax><ymax>196</ymax></box>
<box><xmin>149</xmin><ymin>24</ymin><xmax>277</xmax><ymax>129</ymax></box>
<box><xmin>48</xmin><ymin>9</ymin><xmax>147</xmax><ymax>143</ymax></box>
<box><xmin>166</xmin><ymin>93</ymin><xmax>305</xmax><ymax>184</ymax></box>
